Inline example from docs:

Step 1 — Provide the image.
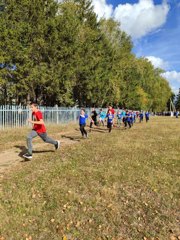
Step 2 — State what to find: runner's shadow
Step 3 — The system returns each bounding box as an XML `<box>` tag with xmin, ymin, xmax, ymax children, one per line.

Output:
<box><xmin>14</xmin><ymin>145</ymin><xmax>54</xmax><ymax>162</ymax></box>
<box><xmin>61</xmin><ymin>135</ymin><xmax>81</xmax><ymax>141</ymax></box>
<box><xmin>33</xmin><ymin>150</ymin><xmax>54</xmax><ymax>153</ymax></box>
<box><xmin>14</xmin><ymin>145</ymin><xmax>26</xmax><ymax>156</ymax></box>
<box><xmin>90</xmin><ymin>129</ymin><xmax>107</xmax><ymax>133</ymax></box>
<box><xmin>14</xmin><ymin>145</ymin><xmax>28</xmax><ymax>161</ymax></box>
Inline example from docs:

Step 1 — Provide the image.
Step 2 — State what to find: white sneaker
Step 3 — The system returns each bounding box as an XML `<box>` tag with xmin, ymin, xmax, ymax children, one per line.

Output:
<box><xmin>23</xmin><ymin>153</ymin><xmax>32</xmax><ymax>159</ymax></box>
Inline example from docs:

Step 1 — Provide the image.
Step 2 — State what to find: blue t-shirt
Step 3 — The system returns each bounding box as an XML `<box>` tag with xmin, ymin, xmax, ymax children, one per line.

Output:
<box><xmin>133</xmin><ymin>112</ymin><xmax>136</xmax><ymax>119</ymax></box>
<box><xmin>99</xmin><ymin>111</ymin><xmax>106</xmax><ymax>119</ymax></box>
<box><xmin>125</xmin><ymin>113</ymin><xmax>131</xmax><ymax>122</ymax></box>
<box><xmin>117</xmin><ymin>112</ymin><xmax>122</xmax><ymax>119</ymax></box>
<box><xmin>122</xmin><ymin>111</ymin><xmax>126</xmax><ymax>117</ymax></box>
<box><xmin>79</xmin><ymin>114</ymin><xmax>88</xmax><ymax>125</ymax></box>
<box><xmin>107</xmin><ymin>113</ymin><xmax>114</xmax><ymax>123</ymax></box>
<box><xmin>145</xmin><ymin>112</ymin><xmax>149</xmax><ymax>118</ymax></box>
<box><xmin>140</xmin><ymin>113</ymin><xmax>144</xmax><ymax>119</ymax></box>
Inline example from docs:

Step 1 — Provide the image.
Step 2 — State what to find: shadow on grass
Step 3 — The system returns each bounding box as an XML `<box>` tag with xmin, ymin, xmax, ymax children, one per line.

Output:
<box><xmin>61</xmin><ymin>135</ymin><xmax>81</xmax><ymax>141</ymax></box>
<box><xmin>14</xmin><ymin>145</ymin><xmax>54</xmax><ymax>162</ymax></box>
<box><xmin>33</xmin><ymin>150</ymin><xmax>54</xmax><ymax>153</ymax></box>
<box><xmin>89</xmin><ymin>129</ymin><xmax>107</xmax><ymax>133</ymax></box>
<box><xmin>14</xmin><ymin>145</ymin><xmax>29</xmax><ymax>162</ymax></box>
<box><xmin>88</xmin><ymin>126</ymin><xmax>108</xmax><ymax>133</ymax></box>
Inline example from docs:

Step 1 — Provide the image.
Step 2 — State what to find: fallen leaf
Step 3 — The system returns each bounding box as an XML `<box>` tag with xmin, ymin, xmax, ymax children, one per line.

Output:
<box><xmin>63</xmin><ymin>235</ymin><xmax>67</xmax><ymax>240</ymax></box>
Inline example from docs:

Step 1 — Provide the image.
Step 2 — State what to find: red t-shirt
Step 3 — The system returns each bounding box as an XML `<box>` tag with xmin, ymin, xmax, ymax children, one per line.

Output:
<box><xmin>111</xmin><ymin>108</ymin><xmax>115</xmax><ymax>115</ymax></box>
<box><xmin>32</xmin><ymin>111</ymin><xmax>46</xmax><ymax>133</ymax></box>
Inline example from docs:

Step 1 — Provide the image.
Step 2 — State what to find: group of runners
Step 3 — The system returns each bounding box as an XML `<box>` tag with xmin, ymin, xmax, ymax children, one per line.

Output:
<box><xmin>79</xmin><ymin>106</ymin><xmax>150</xmax><ymax>138</ymax></box>
<box><xmin>23</xmin><ymin>102</ymin><xmax>150</xmax><ymax>160</ymax></box>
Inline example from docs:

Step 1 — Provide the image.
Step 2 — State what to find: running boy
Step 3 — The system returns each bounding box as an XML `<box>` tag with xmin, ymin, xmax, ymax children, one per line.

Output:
<box><xmin>23</xmin><ymin>102</ymin><xmax>60</xmax><ymax>159</ymax></box>
<box><xmin>98</xmin><ymin>109</ymin><xmax>106</xmax><ymax>126</ymax></box>
<box><xmin>145</xmin><ymin>111</ymin><xmax>150</xmax><ymax>122</ymax></box>
<box><xmin>124</xmin><ymin>110</ymin><xmax>132</xmax><ymax>129</ymax></box>
<box><xmin>90</xmin><ymin>108</ymin><xmax>98</xmax><ymax>129</ymax></box>
<box><xmin>139</xmin><ymin>111</ymin><xmax>144</xmax><ymax>123</ymax></box>
<box><xmin>79</xmin><ymin>108</ymin><xmax>88</xmax><ymax>138</ymax></box>
<box><xmin>116</xmin><ymin>109</ymin><xmax>123</xmax><ymax>127</ymax></box>
<box><xmin>106</xmin><ymin>109</ymin><xmax>114</xmax><ymax>133</ymax></box>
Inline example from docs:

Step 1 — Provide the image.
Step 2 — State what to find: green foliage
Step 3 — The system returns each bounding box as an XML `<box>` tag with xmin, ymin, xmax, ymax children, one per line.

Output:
<box><xmin>0</xmin><ymin>0</ymin><xmax>172</xmax><ymax>110</ymax></box>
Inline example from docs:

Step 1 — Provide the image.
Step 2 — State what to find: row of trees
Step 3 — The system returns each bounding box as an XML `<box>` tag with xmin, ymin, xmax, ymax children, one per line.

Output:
<box><xmin>0</xmin><ymin>0</ymin><xmax>172</xmax><ymax>111</ymax></box>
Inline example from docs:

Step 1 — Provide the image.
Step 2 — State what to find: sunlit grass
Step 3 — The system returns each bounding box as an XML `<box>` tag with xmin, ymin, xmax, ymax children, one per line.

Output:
<box><xmin>0</xmin><ymin>117</ymin><xmax>179</xmax><ymax>240</ymax></box>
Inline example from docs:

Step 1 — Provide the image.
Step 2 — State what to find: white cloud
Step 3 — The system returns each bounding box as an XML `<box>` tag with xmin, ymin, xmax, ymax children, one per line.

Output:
<box><xmin>161</xmin><ymin>71</ymin><xmax>180</xmax><ymax>93</ymax></box>
<box><xmin>171</xmin><ymin>87</ymin><xmax>179</xmax><ymax>95</ymax></box>
<box><xmin>113</xmin><ymin>0</ymin><xmax>170</xmax><ymax>39</ymax></box>
<box><xmin>91</xmin><ymin>0</ymin><xmax>170</xmax><ymax>39</ymax></box>
<box><xmin>92</xmin><ymin>0</ymin><xmax>113</xmax><ymax>19</ymax></box>
<box><xmin>146</xmin><ymin>56</ymin><xmax>169</xmax><ymax>69</ymax></box>
<box><xmin>162</xmin><ymin>71</ymin><xmax>180</xmax><ymax>83</ymax></box>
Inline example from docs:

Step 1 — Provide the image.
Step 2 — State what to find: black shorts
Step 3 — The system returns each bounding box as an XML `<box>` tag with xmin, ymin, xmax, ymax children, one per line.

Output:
<box><xmin>107</xmin><ymin>122</ymin><xmax>112</xmax><ymax>128</ymax></box>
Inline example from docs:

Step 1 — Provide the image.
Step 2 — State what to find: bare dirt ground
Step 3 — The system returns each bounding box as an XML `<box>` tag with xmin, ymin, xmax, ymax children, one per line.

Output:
<box><xmin>0</xmin><ymin>130</ymin><xmax>84</xmax><ymax>178</ymax></box>
<box><xmin>0</xmin><ymin>125</ymin><xmax>105</xmax><ymax>179</ymax></box>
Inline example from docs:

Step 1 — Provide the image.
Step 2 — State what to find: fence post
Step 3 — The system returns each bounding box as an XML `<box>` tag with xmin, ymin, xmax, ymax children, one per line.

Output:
<box><xmin>3</xmin><ymin>105</ymin><xmax>5</xmax><ymax>129</ymax></box>
<box><xmin>56</xmin><ymin>105</ymin><xmax>59</xmax><ymax>124</ymax></box>
<box><xmin>74</xmin><ymin>108</ymin><xmax>76</xmax><ymax>122</ymax></box>
<box><xmin>28</xmin><ymin>106</ymin><xmax>31</xmax><ymax>126</ymax></box>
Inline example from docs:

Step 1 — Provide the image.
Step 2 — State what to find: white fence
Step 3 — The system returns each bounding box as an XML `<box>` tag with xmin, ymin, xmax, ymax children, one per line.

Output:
<box><xmin>0</xmin><ymin>105</ymin><xmax>85</xmax><ymax>129</ymax></box>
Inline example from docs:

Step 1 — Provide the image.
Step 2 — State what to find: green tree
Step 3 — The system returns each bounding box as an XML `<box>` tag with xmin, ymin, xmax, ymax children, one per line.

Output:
<box><xmin>175</xmin><ymin>90</ymin><xmax>180</xmax><ymax>111</ymax></box>
<box><xmin>0</xmin><ymin>0</ymin><xmax>173</xmax><ymax>108</ymax></box>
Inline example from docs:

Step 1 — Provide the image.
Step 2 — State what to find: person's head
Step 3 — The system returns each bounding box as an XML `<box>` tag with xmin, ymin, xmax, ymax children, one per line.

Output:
<box><xmin>100</xmin><ymin>108</ymin><xmax>102</xmax><ymax>112</ymax></box>
<box><xmin>30</xmin><ymin>102</ymin><xmax>38</xmax><ymax>112</ymax></box>
<box><xmin>108</xmin><ymin>109</ymin><xmax>112</xmax><ymax>114</ymax></box>
<box><xmin>81</xmin><ymin>108</ymin><xmax>85</xmax><ymax>115</ymax></box>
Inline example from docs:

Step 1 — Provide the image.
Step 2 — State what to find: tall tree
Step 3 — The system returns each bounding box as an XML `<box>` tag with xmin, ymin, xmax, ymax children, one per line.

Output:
<box><xmin>0</xmin><ymin>0</ymin><xmax>173</xmax><ymax>109</ymax></box>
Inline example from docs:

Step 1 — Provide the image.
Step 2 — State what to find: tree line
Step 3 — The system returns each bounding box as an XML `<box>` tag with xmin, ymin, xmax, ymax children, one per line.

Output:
<box><xmin>0</xmin><ymin>0</ymin><xmax>172</xmax><ymax>111</ymax></box>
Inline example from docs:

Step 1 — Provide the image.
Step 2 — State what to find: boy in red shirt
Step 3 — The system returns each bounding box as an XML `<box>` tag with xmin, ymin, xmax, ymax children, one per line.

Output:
<box><xmin>23</xmin><ymin>102</ymin><xmax>60</xmax><ymax>159</ymax></box>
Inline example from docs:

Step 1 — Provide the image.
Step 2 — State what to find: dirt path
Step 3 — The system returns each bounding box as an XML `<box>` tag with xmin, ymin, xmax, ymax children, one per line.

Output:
<box><xmin>0</xmin><ymin>126</ymin><xmax>108</xmax><ymax>181</ymax></box>
<box><xmin>0</xmin><ymin>132</ymin><xmax>83</xmax><ymax>179</ymax></box>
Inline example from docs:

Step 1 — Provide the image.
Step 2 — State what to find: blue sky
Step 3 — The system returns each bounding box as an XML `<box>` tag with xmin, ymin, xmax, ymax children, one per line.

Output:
<box><xmin>133</xmin><ymin>0</ymin><xmax>180</xmax><ymax>70</ymax></box>
<box><xmin>92</xmin><ymin>0</ymin><xmax>180</xmax><ymax>93</ymax></box>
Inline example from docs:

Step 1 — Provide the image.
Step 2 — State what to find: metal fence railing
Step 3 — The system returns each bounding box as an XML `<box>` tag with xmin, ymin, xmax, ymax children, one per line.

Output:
<box><xmin>0</xmin><ymin>105</ymin><xmax>86</xmax><ymax>129</ymax></box>
<box><xmin>0</xmin><ymin>105</ymin><xmax>141</xmax><ymax>129</ymax></box>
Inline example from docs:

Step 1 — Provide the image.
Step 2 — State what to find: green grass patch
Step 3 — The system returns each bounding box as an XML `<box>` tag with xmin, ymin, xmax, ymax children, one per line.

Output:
<box><xmin>0</xmin><ymin>117</ymin><xmax>179</xmax><ymax>240</ymax></box>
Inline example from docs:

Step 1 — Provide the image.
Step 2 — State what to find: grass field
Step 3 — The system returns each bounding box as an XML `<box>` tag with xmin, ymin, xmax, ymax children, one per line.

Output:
<box><xmin>0</xmin><ymin>117</ymin><xmax>179</xmax><ymax>240</ymax></box>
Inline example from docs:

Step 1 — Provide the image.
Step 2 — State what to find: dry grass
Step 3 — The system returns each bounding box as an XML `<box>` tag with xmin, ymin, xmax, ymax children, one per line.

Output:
<box><xmin>0</xmin><ymin>117</ymin><xmax>179</xmax><ymax>240</ymax></box>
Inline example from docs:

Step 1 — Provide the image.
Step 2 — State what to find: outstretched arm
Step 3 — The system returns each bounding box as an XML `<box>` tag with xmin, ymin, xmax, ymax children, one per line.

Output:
<box><xmin>28</xmin><ymin>118</ymin><xmax>44</xmax><ymax>125</ymax></box>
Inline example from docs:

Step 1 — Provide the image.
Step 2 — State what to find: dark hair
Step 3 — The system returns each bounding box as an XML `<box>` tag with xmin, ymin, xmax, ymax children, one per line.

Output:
<box><xmin>30</xmin><ymin>102</ymin><xmax>38</xmax><ymax>107</ymax></box>
<box><xmin>81</xmin><ymin>108</ymin><xmax>85</xmax><ymax>112</ymax></box>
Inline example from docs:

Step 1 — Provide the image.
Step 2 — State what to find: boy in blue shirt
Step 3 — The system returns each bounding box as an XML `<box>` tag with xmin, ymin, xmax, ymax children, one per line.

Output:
<box><xmin>106</xmin><ymin>110</ymin><xmax>114</xmax><ymax>132</ymax></box>
<box><xmin>98</xmin><ymin>109</ymin><xmax>106</xmax><ymax>126</ymax></box>
<box><xmin>124</xmin><ymin>110</ymin><xmax>132</xmax><ymax>128</ymax></box>
<box><xmin>139</xmin><ymin>111</ymin><xmax>144</xmax><ymax>123</ymax></box>
<box><xmin>79</xmin><ymin>109</ymin><xmax>88</xmax><ymax>138</ymax></box>
<box><xmin>117</xmin><ymin>110</ymin><xmax>123</xmax><ymax>127</ymax></box>
<box><xmin>145</xmin><ymin>111</ymin><xmax>150</xmax><ymax>122</ymax></box>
